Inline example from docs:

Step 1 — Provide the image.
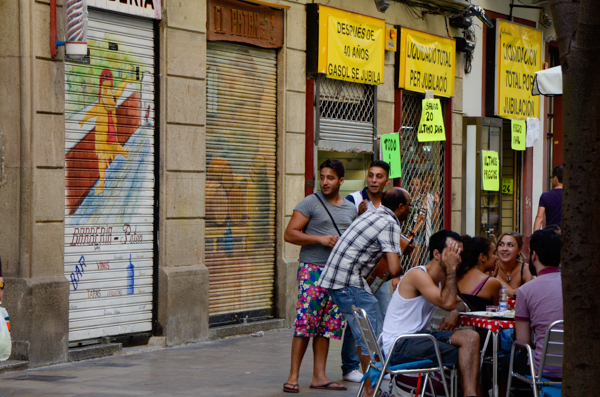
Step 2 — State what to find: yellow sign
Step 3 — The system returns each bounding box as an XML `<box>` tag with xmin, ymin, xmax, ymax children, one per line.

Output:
<box><xmin>502</xmin><ymin>178</ymin><xmax>514</xmax><ymax>195</ymax></box>
<box><xmin>482</xmin><ymin>150</ymin><xmax>500</xmax><ymax>191</ymax></box>
<box><xmin>398</xmin><ymin>28</ymin><xmax>456</xmax><ymax>97</ymax></box>
<box><xmin>511</xmin><ymin>119</ymin><xmax>526</xmax><ymax>151</ymax></box>
<box><xmin>380</xmin><ymin>133</ymin><xmax>401</xmax><ymax>178</ymax></box>
<box><xmin>418</xmin><ymin>99</ymin><xmax>446</xmax><ymax>142</ymax></box>
<box><xmin>318</xmin><ymin>5</ymin><xmax>385</xmax><ymax>85</ymax></box>
<box><xmin>496</xmin><ymin>20</ymin><xmax>542</xmax><ymax>120</ymax></box>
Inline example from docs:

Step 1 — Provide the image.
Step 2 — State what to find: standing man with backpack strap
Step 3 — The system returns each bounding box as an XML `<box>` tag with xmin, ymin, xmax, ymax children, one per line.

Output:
<box><xmin>282</xmin><ymin>159</ymin><xmax>357</xmax><ymax>393</ymax></box>
<box><xmin>341</xmin><ymin>160</ymin><xmax>394</xmax><ymax>383</ymax></box>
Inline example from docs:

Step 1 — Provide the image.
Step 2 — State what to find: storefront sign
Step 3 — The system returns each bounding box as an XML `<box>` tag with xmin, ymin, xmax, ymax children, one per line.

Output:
<box><xmin>482</xmin><ymin>150</ymin><xmax>500</xmax><ymax>191</ymax></box>
<box><xmin>511</xmin><ymin>119</ymin><xmax>526</xmax><ymax>151</ymax></box>
<box><xmin>88</xmin><ymin>0</ymin><xmax>161</xmax><ymax>19</ymax></box>
<box><xmin>207</xmin><ymin>0</ymin><xmax>284</xmax><ymax>48</ymax></box>
<box><xmin>317</xmin><ymin>5</ymin><xmax>385</xmax><ymax>85</ymax></box>
<box><xmin>502</xmin><ymin>178</ymin><xmax>514</xmax><ymax>194</ymax></box>
<box><xmin>398</xmin><ymin>28</ymin><xmax>456</xmax><ymax>97</ymax></box>
<box><xmin>496</xmin><ymin>20</ymin><xmax>542</xmax><ymax>119</ymax></box>
<box><xmin>381</xmin><ymin>133</ymin><xmax>401</xmax><ymax>178</ymax></box>
<box><xmin>417</xmin><ymin>99</ymin><xmax>446</xmax><ymax>142</ymax></box>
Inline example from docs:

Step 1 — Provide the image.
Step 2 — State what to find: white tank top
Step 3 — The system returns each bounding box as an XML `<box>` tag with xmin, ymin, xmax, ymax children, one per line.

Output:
<box><xmin>381</xmin><ymin>266</ymin><xmax>439</xmax><ymax>356</ymax></box>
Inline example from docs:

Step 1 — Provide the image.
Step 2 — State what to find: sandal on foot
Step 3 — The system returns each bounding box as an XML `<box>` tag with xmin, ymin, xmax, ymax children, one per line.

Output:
<box><xmin>283</xmin><ymin>383</ymin><xmax>299</xmax><ymax>393</ymax></box>
<box><xmin>309</xmin><ymin>381</ymin><xmax>347</xmax><ymax>391</ymax></box>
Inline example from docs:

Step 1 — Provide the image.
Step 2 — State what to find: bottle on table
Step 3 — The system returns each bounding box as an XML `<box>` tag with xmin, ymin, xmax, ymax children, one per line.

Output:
<box><xmin>499</xmin><ymin>285</ymin><xmax>508</xmax><ymax>312</ymax></box>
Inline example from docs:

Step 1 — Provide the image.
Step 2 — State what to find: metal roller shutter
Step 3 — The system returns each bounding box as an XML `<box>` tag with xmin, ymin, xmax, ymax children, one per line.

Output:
<box><xmin>205</xmin><ymin>42</ymin><xmax>277</xmax><ymax>323</ymax></box>
<box><xmin>64</xmin><ymin>10</ymin><xmax>155</xmax><ymax>342</ymax></box>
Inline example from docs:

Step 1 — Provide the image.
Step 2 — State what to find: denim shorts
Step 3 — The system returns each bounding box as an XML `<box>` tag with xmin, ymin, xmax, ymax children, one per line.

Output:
<box><xmin>389</xmin><ymin>328</ymin><xmax>459</xmax><ymax>367</ymax></box>
<box><xmin>328</xmin><ymin>287</ymin><xmax>383</xmax><ymax>356</ymax></box>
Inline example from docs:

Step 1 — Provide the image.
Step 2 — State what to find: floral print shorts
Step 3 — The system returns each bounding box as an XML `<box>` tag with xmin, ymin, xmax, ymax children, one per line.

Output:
<box><xmin>294</xmin><ymin>262</ymin><xmax>344</xmax><ymax>340</ymax></box>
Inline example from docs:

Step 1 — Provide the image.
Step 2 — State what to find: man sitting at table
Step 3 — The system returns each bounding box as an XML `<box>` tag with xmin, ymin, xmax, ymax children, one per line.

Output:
<box><xmin>381</xmin><ymin>230</ymin><xmax>481</xmax><ymax>397</ymax></box>
<box><xmin>501</xmin><ymin>229</ymin><xmax>563</xmax><ymax>391</ymax></box>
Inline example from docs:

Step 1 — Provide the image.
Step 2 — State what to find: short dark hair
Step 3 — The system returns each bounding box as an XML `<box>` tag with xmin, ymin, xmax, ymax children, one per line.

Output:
<box><xmin>529</xmin><ymin>229</ymin><xmax>561</xmax><ymax>268</ymax></box>
<box><xmin>552</xmin><ymin>166</ymin><xmax>563</xmax><ymax>183</ymax></box>
<box><xmin>429</xmin><ymin>230</ymin><xmax>463</xmax><ymax>260</ymax></box>
<box><xmin>319</xmin><ymin>159</ymin><xmax>345</xmax><ymax>179</ymax></box>
<box><xmin>369</xmin><ymin>160</ymin><xmax>390</xmax><ymax>176</ymax></box>
<box><xmin>382</xmin><ymin>188</ymin><xmax>408</xmax><ymax>211</ymax></box>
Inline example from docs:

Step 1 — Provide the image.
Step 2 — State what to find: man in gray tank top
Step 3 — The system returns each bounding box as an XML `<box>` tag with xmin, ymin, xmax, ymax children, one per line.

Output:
<box><xmin>282</xmin><ymin>159</ymin><xmax>357</xmax><ymax>393</ymax></box>
<box><xmin>382</xmin><ymin>230</ymin><xmax>481</xmax><ymax>397</ymax></box>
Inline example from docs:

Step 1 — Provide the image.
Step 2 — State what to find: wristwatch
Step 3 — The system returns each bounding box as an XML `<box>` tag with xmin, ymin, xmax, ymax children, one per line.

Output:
<box><xmin>0</xmin><ymin>283</ymin><xmax>4</xmax><ymax>289</ymax></box>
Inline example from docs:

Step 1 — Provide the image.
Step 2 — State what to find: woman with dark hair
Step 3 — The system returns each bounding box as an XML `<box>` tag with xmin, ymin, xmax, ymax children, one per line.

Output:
<box><xmin>457</xmin><ymin>235</ymin><xmax>502</xmax><ymax>311</ymax></box>
<box><xmin>496</xmin><ymin>231</ymin><xmax>533</xmax><ymax>297</ymax></box>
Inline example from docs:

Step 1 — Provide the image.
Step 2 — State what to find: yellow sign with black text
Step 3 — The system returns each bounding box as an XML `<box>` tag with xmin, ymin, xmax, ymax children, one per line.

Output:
<box><xmin>398</xmin><ymin>28</ymin><xmax>456</xmax><ymax>97</ymax></box>
<box><xmin>317</xmin><ymin>5</ymin><xmax>385</xmax><ymax>85</ymax></box>
<box><xmin>482</xmin><ymin>150</ymin><xmax>500</xmax><ymax>191</ymax></box>
<box><xmin>418</xmin><ymin>99</ymin><xmax>446</xmax><ymax>142</ymax></box>
<box><xmin>496</xmin><ymin>20</ymin><xmax>542</xmax><ymax>120</ymax></box>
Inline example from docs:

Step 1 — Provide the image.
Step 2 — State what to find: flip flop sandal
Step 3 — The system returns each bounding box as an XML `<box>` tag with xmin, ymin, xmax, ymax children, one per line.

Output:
<box><xmin>309</xmin><ymin>381</ymin><xmax>347</xmax><ymax>391</ymax></box>
<box><xmin>283</xmin><ymin>383</ymin><xmax>299</xmax><ymax>393</ymax></box>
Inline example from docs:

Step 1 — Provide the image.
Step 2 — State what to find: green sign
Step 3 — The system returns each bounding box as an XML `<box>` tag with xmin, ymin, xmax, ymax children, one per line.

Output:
<box><xmin>502</xmin><ymin>178</ymin><xmax>514</xmax><ymax>194</ymax></box>
<box><xmin>418</xmin><ymin>98</ymin><xmax>446</xmax><ymax>142</ymax></box>
<box><xmin>381</xmin><ymin>133</ymin><xmax>401</xmax><ymax>178</ymax></box>
<box><xmin>482</xmin><ymin>150</ymin><xmax>500</xmax><ymax>191</ymax></box>
<box><xmin>511</xmin><ymin>119</ymin><xmax>526</xmax><ymax>151</ymax></box>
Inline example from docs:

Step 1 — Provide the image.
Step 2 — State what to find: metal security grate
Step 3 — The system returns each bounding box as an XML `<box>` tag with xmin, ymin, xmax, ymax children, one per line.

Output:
<box><xmin>400</xmin><ymin>93</ymin><xmax>446</xmax><ymax>271</ymax></box>
<box><xmin>316</xmin><ymin>76</ymin><xmax>376</xmax><ymax>153</ymax></box>
<box><xmin>318</xmin><ymin>76</ymin><xmax>375</xmax><ymax>122</ymax></box>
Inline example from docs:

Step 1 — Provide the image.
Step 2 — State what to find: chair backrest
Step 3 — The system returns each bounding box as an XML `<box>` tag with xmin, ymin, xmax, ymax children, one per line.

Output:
<box><xmin>351</xmin><ymin>305</ymin><xmax>384</xmax><ymax>364</ymax></box>
<box><xmin>538</xmin><ymin>320</ymin><xmax>564</xmax><ymax>379</ymax></box>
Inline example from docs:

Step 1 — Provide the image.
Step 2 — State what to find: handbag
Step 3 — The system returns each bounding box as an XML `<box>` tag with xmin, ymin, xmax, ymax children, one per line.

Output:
<box><xmin>0</xmin><ymin>307</ymin><xmax>11</xmax><ymax>361</ymax></box>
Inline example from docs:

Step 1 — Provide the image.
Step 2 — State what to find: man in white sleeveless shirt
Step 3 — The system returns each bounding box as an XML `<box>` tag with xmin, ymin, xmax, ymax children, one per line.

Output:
<box><xmin>382</xmin><ymin>230</ymin><xmax>481</xmax><ymax>397</ymax></box>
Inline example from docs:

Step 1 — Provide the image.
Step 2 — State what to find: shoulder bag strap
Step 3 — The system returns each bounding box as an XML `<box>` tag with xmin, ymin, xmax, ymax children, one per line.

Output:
<box><xmin>313</xmin><ymin>193</ymin><xmax>342</xmax><ymax>236</ymax></box>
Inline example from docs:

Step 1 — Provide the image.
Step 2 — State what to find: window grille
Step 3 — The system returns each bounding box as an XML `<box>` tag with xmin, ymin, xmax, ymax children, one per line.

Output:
<box><xmin>315</xmin><ymin>76</ymin><xmax>376</xmax><ymax>153</ymax></box>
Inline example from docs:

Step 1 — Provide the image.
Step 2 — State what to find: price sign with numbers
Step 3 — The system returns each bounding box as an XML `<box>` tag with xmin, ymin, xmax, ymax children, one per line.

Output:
<box><xmin>502</xmin><ymin>178</ymin><xmax>513</xmax><ymax>194</ymax></box>
<box><xmin>381</xmin><ymin>133</ymin><xmax>402</xmax><ymax>178</ymax></box>
<box><xmin>511</xmin><ymin>119</ymin><xmax>526</xmax><ymax>151</ymax></box>
<box><xmin>418</xmin><ymin>98</ymin><xmax>446</xmax><ymax>142</ymax></box>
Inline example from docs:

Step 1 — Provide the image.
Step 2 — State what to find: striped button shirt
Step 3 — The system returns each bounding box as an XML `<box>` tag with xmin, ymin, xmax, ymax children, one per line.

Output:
<box><xmin>317</xmin><ymin>206</ymin><xmax>403</xmax><ymax>292</ymax></box>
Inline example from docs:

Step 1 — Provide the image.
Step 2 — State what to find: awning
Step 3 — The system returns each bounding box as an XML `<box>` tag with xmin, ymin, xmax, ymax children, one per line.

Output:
<box><xmin>532</xmin><ymin>66</ymin><xmax>562</xmax><ymax>96</ymax></box>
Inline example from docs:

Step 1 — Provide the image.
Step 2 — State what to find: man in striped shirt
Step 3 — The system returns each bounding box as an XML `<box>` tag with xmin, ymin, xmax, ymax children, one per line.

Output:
<box><xmin>318</xmin><ymin>187</ymin><xmax>412</xmax><ymax>397</ymax></box>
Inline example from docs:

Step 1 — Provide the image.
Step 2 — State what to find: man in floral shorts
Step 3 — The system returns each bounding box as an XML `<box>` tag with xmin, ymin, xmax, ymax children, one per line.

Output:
<box><xmin>282</xmin><ymin>159</ymin><xmax>357</xmax><ymax>393</ymax></box>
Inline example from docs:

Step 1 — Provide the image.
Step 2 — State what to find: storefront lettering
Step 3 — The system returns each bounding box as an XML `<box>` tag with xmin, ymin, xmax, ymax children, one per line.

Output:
<box><xmin>120</xmin><ymin>224</ymin><xmax>143</xmax><ymax>244</ymax></box>
<box><xmin>70</xmin><ymin>226</ymin><xmax>113</xmax><ymax>246</ymax></box>
<box><xmin>503</xmin><ymin>97</ymin><xmax>536</xmax><ymax>118</ymax></box>
<box><xmin>409</xmin><ymin>70</ymin><xmax>448</xmax><ymax>92</ymax></box>
<box><xmin>336</xmin><ymin>22</ymin><xmax>376</xmax><ymax>41</ymax></box>
<box><xmin>230</xmin><ymin>9</ymin><xmax>270</xmax><ymax>40</ymax></box>
<box><xmin>111</xmin><ymin>0</ymin><xmax>155</xmax><ymax>9</ymax></box>
<box><xmin>502</xmin><ymin>43</ymin><xmax>537</xmax><ymax>66</ymax></box>
<box><xmin>407</xmin><ymin>41</ymin><xmax>452</xmax><ymax>67</ymax></box>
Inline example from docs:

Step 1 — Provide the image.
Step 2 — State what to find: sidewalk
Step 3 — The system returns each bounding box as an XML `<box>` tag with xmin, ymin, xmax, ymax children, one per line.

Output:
<box><xmin>0</xmin><ymin>328</ymin><xmax>388</xmax><ymax>397</ymax></box>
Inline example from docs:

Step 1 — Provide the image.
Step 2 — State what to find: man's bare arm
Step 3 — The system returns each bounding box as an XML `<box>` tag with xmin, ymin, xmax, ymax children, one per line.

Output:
<box><xmin>515</xmin><ymin>320</ymin><xmax>532</xmax><ymax>346</ymax></box>
<box><xmin>412</xmin><ymin>241</ymin><xmax>462</xmax><ymax>311</ymax></box>
<box><xmin>384</xmin><ymin>252</ymin><xmax>402</xmax><ymax>278</ymax></box>
<box><xmin>533</xmin><ymin>206</ymin><xmax>545</xmax><ymax>231</ymax></box>
<box><xmin>284</xmin><ymin>210</ymin><xmax>338</xmax><ymax>248</ymax></box>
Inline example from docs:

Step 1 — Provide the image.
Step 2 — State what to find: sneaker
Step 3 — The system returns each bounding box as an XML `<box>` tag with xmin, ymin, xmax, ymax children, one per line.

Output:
<box><xmin>342</xmin><ymin>369</ymin><xmax>364</xmax><ymax>383</ymax></box>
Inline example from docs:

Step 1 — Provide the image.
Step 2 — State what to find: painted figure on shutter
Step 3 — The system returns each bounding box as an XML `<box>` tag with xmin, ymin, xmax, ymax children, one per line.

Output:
<box><xmin>79</xmin><ymin>68</ymin><xmax>131</xmax><ymax>194</ymax></box>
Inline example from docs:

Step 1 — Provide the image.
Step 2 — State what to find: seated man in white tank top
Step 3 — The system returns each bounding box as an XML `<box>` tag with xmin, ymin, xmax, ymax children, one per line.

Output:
<box><xmin>382</xmin><ymin>230</ymin><xmax>481</xmax><ymax>397</ymax></box>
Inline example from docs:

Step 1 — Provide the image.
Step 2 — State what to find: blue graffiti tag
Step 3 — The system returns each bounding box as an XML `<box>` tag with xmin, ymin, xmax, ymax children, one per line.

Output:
<box><xmin>70</xmin><ymin>256</ymin><xmax>87</xmax><ymax>291</ymax></box>
<box><xmin>127</xmin><ymin>254</ymin><xmax>135</xmax><ymax>295</ymax></box>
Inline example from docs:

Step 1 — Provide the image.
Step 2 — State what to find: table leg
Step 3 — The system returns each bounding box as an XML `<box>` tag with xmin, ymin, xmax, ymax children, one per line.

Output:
<box><xmin>493</xmin><ymin>331</ymin><xmax>498</xmax><ymax>397</ymax></box>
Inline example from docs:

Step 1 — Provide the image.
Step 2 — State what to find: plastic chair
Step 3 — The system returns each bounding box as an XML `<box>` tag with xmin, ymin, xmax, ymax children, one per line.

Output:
<box><xmin>506</xmin><ymin>320</ymin><xmax>563</xmax><ymax>397</ymax></box>
<box><xmin>351</xmin><ymin>305</ymin><xmax>457</xmax><ymax>397</ymax></box>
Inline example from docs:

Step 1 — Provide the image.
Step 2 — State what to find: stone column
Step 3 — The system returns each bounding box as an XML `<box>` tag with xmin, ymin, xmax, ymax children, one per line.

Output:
<box><xmin>156</xmin><ymin>0</ymin><xmax>210</xmax><ymax>346</ymax></box>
